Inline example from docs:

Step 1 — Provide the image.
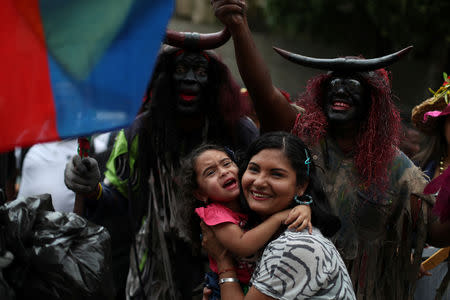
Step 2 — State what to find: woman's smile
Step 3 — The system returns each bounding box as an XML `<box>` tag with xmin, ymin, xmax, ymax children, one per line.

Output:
<box><xmin>249</xmin><ymin>190</ymin><xmax>272</xmax><ymax>200</ymax></box>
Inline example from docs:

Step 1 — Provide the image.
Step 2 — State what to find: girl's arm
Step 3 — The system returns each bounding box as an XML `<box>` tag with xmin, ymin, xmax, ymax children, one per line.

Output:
<box><xmin>213</xmin><ymin>210</ymin><xmax>288</xmax><ymax>257</ymax></box>
<box><xmin>200</xmin><ymin>222</ymin><xmax>275</xmax><ymax>300</ymax></box>
<box><xmin>213</xmin><ymin>205</ymin><xmax>311</xmax><ymax>257</ymax></box>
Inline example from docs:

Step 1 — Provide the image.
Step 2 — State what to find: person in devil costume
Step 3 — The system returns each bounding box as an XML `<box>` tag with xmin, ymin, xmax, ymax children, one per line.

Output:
<box><xmin>64</xmin><ymin>28</ymin><xmax>258</xmax><ymax>300</ymax></box>
<box><xmin>199</xmin><ymin>1</ymin><xmax>450</xmax><ymax>299</ymax></box>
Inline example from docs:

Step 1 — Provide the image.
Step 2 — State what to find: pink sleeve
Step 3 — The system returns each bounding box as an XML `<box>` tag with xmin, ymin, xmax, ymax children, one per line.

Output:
<box><xmin>195</xmin><ymin>204</ymin><xmax>241</xmax><ymax>226</ymax></box>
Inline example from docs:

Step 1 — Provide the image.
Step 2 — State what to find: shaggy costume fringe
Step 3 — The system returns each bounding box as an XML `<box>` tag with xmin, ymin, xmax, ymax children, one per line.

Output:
<box><xmin>292</xmin><ymin>69</ymin><xmax>401</xmax><ymax>192</ymax></box>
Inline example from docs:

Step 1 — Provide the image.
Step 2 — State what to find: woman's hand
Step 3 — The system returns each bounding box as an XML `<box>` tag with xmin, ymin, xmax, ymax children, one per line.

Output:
<box><xmin>211</xmin><ymin>0</ymin><xmax>247</xmax><ymax>30</ymax></box>
<box><xmin>284</xmin><ymin>205</ymin><xmax>313</xmax><ymax>233</ymax></box>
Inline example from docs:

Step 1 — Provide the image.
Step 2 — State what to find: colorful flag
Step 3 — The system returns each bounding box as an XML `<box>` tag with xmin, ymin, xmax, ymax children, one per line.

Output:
<box><xmin>0</xmin><ymin>0</ymin><xmax>174</xmax><ymax>152</ymax></box>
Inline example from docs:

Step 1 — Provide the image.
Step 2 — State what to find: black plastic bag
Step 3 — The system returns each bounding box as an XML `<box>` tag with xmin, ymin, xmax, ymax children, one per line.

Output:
<box><xmin>0</xmin><ymin>194</ymin><xmax>114</xmax><ymax>300</ymax></box>
<box><xmin>0</xmin><ymin>249</ymin><xmax>14</xmax><ymax>300</ymax></box>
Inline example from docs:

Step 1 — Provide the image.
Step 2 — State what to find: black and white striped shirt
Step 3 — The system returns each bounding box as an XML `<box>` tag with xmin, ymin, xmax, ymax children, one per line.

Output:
<box><xmin>251</xmin><ymin>228</ymin><xmax>356</xmax><ymax>299</ymax></box>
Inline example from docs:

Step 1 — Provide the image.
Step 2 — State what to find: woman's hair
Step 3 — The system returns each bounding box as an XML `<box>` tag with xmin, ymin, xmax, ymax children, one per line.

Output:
<box><xmin>239</xmin><ymin>131</ymin><xmax>341</xmax><ymax>237</ymax></box>
<box><xmin>413</xmin><ymin>117</ymin><xmax>448</xmax><ymax>169</ymax></box>
<box><xmin>177</xmin><ymin>143</ymin><xmax>236</xmax><ymax>249</ymax></box>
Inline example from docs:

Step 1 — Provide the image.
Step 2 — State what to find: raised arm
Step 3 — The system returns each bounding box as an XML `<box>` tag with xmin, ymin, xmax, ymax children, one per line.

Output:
<box><xmin>212</xmin><ymin>0</ymin><xmax>297</xmax><ymax>132</ymax></box>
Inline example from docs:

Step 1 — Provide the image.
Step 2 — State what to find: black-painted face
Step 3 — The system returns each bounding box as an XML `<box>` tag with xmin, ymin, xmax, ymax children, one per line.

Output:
<box><xmin>324</xmin><ymin>76</ymin><xmax>368</xmax><ymax>124</ymax></box>
<box><xmin>172</xmin><ymin>52</ymin><xmax>209</xmax><ymax>114</ymax></box>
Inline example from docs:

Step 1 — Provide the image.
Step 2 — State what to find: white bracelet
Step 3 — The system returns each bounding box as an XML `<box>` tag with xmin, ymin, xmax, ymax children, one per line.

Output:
<box><xmin>219</xmin><ymin>277</ymin><xmax>239</xmax><ymax>285</ymax></box>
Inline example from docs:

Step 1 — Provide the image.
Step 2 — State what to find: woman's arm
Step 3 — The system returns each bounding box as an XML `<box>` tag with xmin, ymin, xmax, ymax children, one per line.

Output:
<box><xmin>212</xmin><ymin>0</ymin><xmax>297</xmax><ymax>132</ymax></box>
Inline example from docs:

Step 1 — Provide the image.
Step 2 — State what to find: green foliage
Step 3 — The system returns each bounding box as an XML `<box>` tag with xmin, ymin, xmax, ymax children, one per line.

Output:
<box><xmin>265</xmin><ymin>0</ymin><xmax>450</xmax><ymax>57</ymax></box>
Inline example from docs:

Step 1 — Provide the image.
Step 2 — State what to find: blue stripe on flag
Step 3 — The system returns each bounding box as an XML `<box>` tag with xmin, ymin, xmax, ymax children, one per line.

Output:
<box><xmin>47</xmin><ymin>0</ymin><xmax>174</xmax><ymax>138</ymax></box>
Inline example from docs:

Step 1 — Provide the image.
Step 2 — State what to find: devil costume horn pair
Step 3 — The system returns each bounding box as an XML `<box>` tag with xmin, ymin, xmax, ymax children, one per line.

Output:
<box><xmin>273</xmin><ymin>46</ymin><xmax>413</xmax><ymax>72</ymax></box>
<box><xmin>164</xmin><ymin>28</ymin><xmax>412</xmax><ymax>70</ymax></box>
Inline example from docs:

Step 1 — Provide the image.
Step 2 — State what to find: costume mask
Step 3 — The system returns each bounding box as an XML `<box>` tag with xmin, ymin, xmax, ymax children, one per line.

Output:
<box><xmin>324</xmin><ymin>76</ymin><xmax>368</xmax><ymax>124</ymax></box>
<box><xmin>172</xmin><ymin>52</ymin><xmax>209</xmax><ymax>114</ymax></box>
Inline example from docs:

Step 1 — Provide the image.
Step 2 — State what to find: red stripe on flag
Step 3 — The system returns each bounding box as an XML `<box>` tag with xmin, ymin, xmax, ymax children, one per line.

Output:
<box><xmin>0</xmin><ymin>0</ymin><xmax>58</xmax><ymax>151</ymax></box>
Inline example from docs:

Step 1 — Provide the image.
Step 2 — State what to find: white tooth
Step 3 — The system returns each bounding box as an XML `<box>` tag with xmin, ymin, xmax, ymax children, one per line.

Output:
<box><xmin>252</xmin><ymin>192</ymin><xmax>268</xmax><ymax>198</ymax></box>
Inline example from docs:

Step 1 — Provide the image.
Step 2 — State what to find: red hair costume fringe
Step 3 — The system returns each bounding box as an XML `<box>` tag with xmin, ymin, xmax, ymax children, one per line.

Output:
<box><xmin>292</xmin><ymin>70</ymin><xmax>401</xmax><ymax>191</ymax></box>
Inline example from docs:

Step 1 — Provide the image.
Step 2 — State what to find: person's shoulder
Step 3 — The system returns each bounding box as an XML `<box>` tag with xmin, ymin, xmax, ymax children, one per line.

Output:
<box><xmin>125</xmin><ymin>110</ymin><xmax>151</xmax><ymax>138</ymax></box>
<box><xmin>270</xmin><ymin>229</ymin><xmax>334</xmax><ymax>257</ymax></box>
<box><xmin>393</xmin><ymin>148</ymin><xmax>414</xmax><ymax>164</ymax></box>
<box><xmin>288</xmin><ymin>228</ymin><xmax>334</xmax><ymax>245</ymax></box>
<box><xmin>237</xmin><ymin>116</ymin><xmax>257</xmax><ymax>132</ymax></box>
<box><xmin>195</xmin><ymin>203</ymin><xmax>247</xmax><ymax>226</ymax></box>
<box><xmin>390</xmin><ymin>149</ymin><xmax>424</xmax><ymax>178</ymax></box>
<box><xmin>389</xmin><ymin>148</ymin><xmax>431</xmax><ymax>198</ymax></box>
<box><xmin>237</xmin><ymin>117</ymin><xmax>259</xmax><ymax>147</ymax></box>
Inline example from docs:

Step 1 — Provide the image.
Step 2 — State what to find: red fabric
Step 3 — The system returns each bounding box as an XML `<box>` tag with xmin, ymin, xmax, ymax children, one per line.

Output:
<box><xmin>279</xmin><ymin>89</ymin><xmax>292</xmax><ymax>103</ymax></box>
<box><xmin>0</xmin><ymin>0</ymin><xmax>58</xmax><ymax>151</ymax></box>
<box><xmin>195</xmin><ymin>203</ymin><xmax>247</xmax><ymax>227</ymax></box>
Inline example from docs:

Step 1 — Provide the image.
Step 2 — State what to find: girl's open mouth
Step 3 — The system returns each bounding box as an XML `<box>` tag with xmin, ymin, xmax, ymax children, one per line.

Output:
<box><xmin>223</xmin><ymin>178</ymin><xmax>238</xmax><ymax>190</ymax></box>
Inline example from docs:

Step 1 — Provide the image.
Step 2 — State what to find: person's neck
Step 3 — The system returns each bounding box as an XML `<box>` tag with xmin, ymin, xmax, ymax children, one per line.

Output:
<box><xmin>329</xmin><ymin>121</ymin><xmax>360</xmax><ymax>153</ymax></box>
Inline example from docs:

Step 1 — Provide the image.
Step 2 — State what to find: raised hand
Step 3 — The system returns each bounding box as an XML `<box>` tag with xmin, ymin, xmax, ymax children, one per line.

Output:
<box><xmin>211</xmin><ymin>0</ymin><xmax>247</xmax><ymax>30</ymax></box>
<box><xmin>64</xmin><ymin>155</ymin><xmax>101</xmax><ymax>195</ymax></box>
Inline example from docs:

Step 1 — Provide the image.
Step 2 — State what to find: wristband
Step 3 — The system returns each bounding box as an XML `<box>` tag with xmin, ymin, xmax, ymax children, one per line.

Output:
<box><xmin>219</xmin><ymin>278</ymin><xmax>239</xmax><ymax>285</ymax></box>
<box><xmin>96</xmin><ymin>183</ymin><xmax>103</xmax><ymax>200</ymax></box>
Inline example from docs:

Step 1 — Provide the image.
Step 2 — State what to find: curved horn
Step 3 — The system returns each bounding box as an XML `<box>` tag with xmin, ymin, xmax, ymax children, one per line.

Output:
<box><xmin>164</xmin><ymin>28</ymin><xmax>231</xmax><ymax>50</ymax></box>
<box><xmin>273</xmin><ymin>46</ymin><xmax>413</xmax><ymax>72</ymax></box>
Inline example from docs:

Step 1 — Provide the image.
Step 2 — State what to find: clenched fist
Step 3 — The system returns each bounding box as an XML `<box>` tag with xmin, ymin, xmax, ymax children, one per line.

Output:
<box><xmin>64</xmin><ymin>155</ymin><xmax>101</xmax><ymax>195</ymax></box>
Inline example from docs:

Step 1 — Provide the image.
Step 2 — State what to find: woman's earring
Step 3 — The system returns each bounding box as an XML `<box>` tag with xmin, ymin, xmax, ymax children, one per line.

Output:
<box><xmin>294</xmin><ymin>194</ymin><xmax>313</xmax><ymax>205</ymax></box>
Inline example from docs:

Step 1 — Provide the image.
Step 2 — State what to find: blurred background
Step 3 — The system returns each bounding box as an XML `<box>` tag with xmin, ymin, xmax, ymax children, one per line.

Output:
<box><xmin>170</xmin><ymin>0</ymin><xmax>450</xmax><ymax>117</ymax></box>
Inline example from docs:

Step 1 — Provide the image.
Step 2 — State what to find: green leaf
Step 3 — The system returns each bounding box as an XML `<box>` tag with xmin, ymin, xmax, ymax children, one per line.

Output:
<box><xmin>444</xmin><ymin>72</ymin><xmax>448</xmax><ymax>81</ymax></box>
